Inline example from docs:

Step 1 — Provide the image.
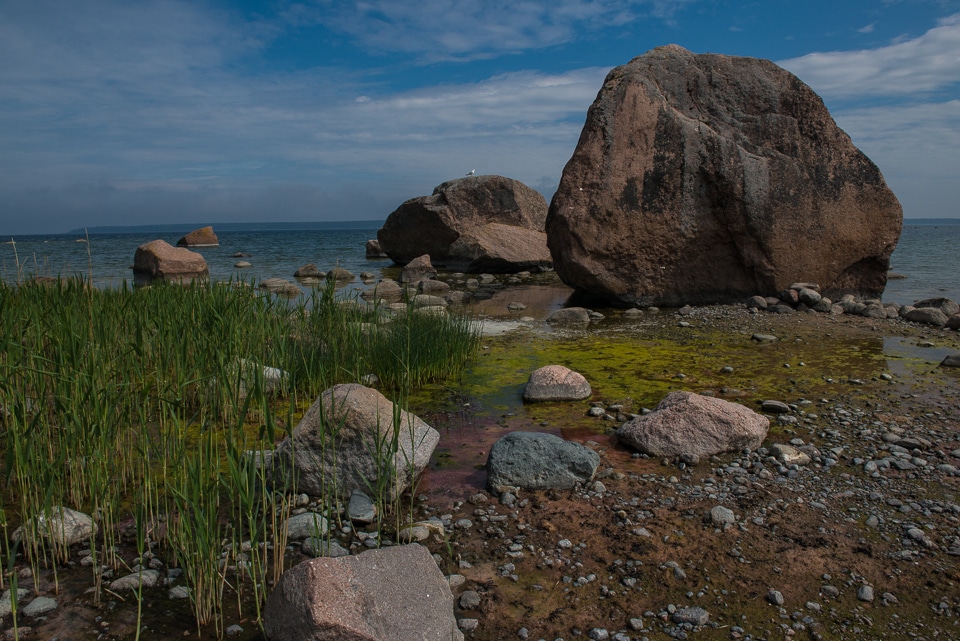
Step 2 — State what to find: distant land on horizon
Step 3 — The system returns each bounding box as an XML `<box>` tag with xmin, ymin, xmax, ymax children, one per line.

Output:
<box><xmin>64</xmin><ymin>217</ymin><xmax>958</xmax><ymax>236</ymax></box>
<box><xmin>67</xmin><ymin>220</ymin><xmax>385</xmax><ymax>235</ymax></box>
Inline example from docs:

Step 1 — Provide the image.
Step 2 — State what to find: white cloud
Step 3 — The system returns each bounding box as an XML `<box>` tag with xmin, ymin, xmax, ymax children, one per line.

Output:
<box><xmin>857</xmin><ymin>22</ymin><xmax>876</xmax><ymax>34</ymax></box>
<box><xmin>0</xmin><ymin>0</ymin><xmax>611</xmax><ymax>230</ymax></box>
<box><xmin>836</xmin><ymin>100</ymin><xmax>960</xmax><ymax>217</ymax></box>
<box><xmin>306</xmin><ymin>0</ymin><xmax>696</xmax><ymax>60</ymax></box>
<box><xmin>779</xmin><ymin>13</ymin><xmax>960</xmax><ymax>98</ymax></box>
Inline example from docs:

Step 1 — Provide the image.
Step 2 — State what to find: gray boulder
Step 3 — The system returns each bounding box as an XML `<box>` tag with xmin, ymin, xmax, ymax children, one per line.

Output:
<box><xmin>486</xmin><ymin>431</ymin><xmax>600</xmax><ymax>490</ymax></box>
<box><xmin>546</xmin><ymin>307</ymin><xmax>591</xmax><ymax>325</ymax></box>
<box><xmin>914</xmin><ymin>297</ymin><xmax>960</xmax><ymax>318</ymax></box>
<box><xmin>285</xmin><ymin>512</ymin><xmax>330</xmax><ymax>540</ymax></box>
<box><xmin>904</xmin><ymin>307</ymin><xmax>949</xmax><ymax>327</ymax></box>
<box><xmin>523</xmin><ymin>365</ymin><xmax>592</xmax><ymax>402</ymax></box>
<box><xmin>271</xmin><ymin>384</ymin><xmax>439</xmax><ymax>500</ymax></box>
<box><xmin>259</xmin><ymin>278</ymin><xmax>302</xmax><ymax>297</ymax></box>
<box><xmin>264</xmin><ymin>544</ymin><xmax>462</xmax><ymax>641</ymax></box>
<box><xmin>618</xmin><ymin>391</ymin><xmax>769</xmax><ymax>458</ymax></box>
<box><xmin>13</xmin><ymin>506</ymin><xmax>96</xmax><ymax>548</ymax></box>
<box><xmin>941</xmin><ymin>355</ymin><xmax>960</xmax><ymax>368</ymax></box>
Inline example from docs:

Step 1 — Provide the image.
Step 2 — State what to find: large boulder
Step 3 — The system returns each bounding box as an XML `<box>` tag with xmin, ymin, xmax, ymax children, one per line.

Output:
<box><xmin>378</xmin><ymin>175</ymin><xmax>551</xmax><ymax>273</ymax></box>
<box><xmin>132</xmin><ymin>240</ymin><xmax>209</xmax><ymax>286</ymax></box>
<box><xmin>546</xmin><ymin>44</ymin><xmax>902</xmax><ymax>307</ymax></box>
<box><xmin>618</xmin><ymin>391</ymin><xmax>769</xmax><ymax>459</ymax></box>
<box><xmin>271</xmin><ymin>384</ymin><xmax>439</xmax><ymax>500</ymax></box>
<box><xmin>176</xmin><ymin>226</ymin><xmax>219</xmax><ymax>247</ymax></box>
<box><xmin>264</xmin><ymin>544</ymin><xmax>462</xmax><ymax>641</ymax></box>
<box><xmin>486</xmin><ymin>431</ymin><xmax>600</xmax><ymax>491</ymax></box>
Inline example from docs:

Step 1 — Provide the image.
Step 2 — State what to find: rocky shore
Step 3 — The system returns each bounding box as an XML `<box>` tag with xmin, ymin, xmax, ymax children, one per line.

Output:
<box><xmin>4</xmin><ymin>277</ymin><xmax>959</xmax><ymax>641</ymax></box>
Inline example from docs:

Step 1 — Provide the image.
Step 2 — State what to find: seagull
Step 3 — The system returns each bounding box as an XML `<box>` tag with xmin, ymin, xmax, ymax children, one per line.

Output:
<box><xmin>466</xmin><ymin>169</ymin><xmax>476</xmax><ymax>176</ymax></box>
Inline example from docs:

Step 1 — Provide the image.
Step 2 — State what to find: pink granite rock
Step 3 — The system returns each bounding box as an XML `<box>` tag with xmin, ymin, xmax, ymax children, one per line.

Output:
<box><xmin>263</xmin><ymin>544</ymin><xmax>462</xmax><ymax>641</ymax></box>
<box><xmin>523</xmin><ymin>365</ymin><xmax>592</xmax><ymax>402</ymax></box>
<box><xmin>618</xmin><ymin>391</ymin><xmax>769</xmax><ymax>458</ymax></box>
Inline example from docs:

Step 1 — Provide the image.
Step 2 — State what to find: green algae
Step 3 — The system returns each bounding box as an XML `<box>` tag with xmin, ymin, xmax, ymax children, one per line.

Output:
<box><xmin>457</xmin><ymin>323</ymin><xmax>894</xmax><ymax>426</ymax></box>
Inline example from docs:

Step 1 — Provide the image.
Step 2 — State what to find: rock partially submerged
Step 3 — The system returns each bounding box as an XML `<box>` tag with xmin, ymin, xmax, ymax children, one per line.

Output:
<box><xmin>270</xmin><ymin>384</ymin><xmax>439</xmax><ymax>500</ymax></box>
<box><xmin>176</xmin><ymin>226</ymin><xmax>219</xmax><ymax>247</ymax></box>
<box><xmin>547</xmin><ymin>44</ymin><xmax>902</xmax><ymax>306</ymax></box>
<box><xmin>293</xmin><ymin>264</ymin><xmax>323</xmax><ymax>279</ymax></box>
<box><xmin>263</xmin><ymin>544</ymin><xmax>462</xmax><ymax>641</ymax></box>
<box><xmin>618</xmin><ymin>391</ymin><xmax>769</xmax><ymax>459</ymax></box>
<box><xmin>259</xmin><ymin>278</ymin><xmax>302</xmax><ymax>297</ymax></box>
<box><xmin>400</xmin><ymin>254</ymin><xmax>437</xmax><ymax>284</ymax></box>
<box><xmin>378</xmin><ymin>175</ymin><xmax>551</xmax><ymax>273</ymax></box>
<box><xmin>523</xmin><ymin>365</ymin><xmax>592</xmax><ymax>402</ymax></box>
<box><xmin>365</xmin><ymin>239</ymin><xmax>389</xmax><ymax>258</ymax></box>
<box><xmin>487</xmin><ymin>431</ymin><xmax>600</xmax><ymax>491</ymax></box>
<box><xmin>132</xmin><ymin>240</ymin><xmax>209</xmax><ymax>286</ymax></box>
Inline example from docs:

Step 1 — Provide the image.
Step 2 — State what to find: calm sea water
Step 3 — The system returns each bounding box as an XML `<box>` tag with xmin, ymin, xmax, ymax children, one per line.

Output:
<box><xmin>0</xmin><ymin>227</ymin><xmax>391</xmax><ymax>292</ymax></box>
<box><xmin>1</xmin><ymin>222</ymin><xmax>957</xmax><ymax>305</ymax></box>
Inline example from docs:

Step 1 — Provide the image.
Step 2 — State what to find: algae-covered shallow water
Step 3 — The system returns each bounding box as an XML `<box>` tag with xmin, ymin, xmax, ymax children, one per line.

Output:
<box><xmin>412</xmin><ymin>290</ymin><xmax>960</xmax><ymax>507</ymax></box>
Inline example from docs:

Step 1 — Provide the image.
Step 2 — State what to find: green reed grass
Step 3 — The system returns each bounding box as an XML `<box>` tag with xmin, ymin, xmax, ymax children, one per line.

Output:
<box><xmin>0</xmin><ymin>276</ymin><xmax>479</xmax><ymax>635</ymax></box>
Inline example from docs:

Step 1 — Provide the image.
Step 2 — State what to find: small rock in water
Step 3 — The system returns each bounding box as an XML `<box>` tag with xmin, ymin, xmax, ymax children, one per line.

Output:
<box><xmin>21</xmin><ymin>596</ymin><xmax>58</xmax><ymax>617</ymax></box>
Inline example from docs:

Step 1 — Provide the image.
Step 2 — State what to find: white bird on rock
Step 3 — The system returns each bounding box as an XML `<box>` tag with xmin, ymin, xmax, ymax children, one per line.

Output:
<box><xmin>466</xmin><ymin>169</ymin><xmax>476</xmax><ymax>176</ymax></box>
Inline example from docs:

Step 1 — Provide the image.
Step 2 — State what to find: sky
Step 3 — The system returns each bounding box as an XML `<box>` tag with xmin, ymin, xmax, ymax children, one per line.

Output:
<box><xmin>1</xmin><ymin>1</ymin><xmax>959</xmax><ymax>235</ymax></box>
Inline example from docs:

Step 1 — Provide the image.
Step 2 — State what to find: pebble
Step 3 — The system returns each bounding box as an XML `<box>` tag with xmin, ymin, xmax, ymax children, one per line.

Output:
<box><xmin>857</xmin><ymin>585</ymin><xmax>875</xmax><ymax>602</ymax></box>
<box><xmin>459</xmin><ymin>590</ymin><xmax>481</xmax><ymax>610</ymax></box>
<box><xmin>458</xmin><ymin>619</ymin><xmax>479</xmax><ymax>632</ymax></box>
<box><xmin>710</xmin><ymin>506</ymin><xmax>736</xmax><ymax>526</ymax></box>
<box><xmin>671</xmin><ymin>606</ymin><xmax>709</xmax><ymax>626</ymax></box>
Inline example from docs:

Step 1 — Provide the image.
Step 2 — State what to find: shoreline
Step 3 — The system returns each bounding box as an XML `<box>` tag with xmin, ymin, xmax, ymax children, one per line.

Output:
<box><xmin>2</xmin><ymin>279</ymin><xmax>959</xmax><ymax>640</ymax></box>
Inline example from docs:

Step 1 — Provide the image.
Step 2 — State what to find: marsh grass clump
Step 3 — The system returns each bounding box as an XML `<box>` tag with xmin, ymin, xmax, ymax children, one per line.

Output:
<box><xmin>0</xmin><ymin>277</ymin><xmax>480</xmax><ymax>636</ymax></box>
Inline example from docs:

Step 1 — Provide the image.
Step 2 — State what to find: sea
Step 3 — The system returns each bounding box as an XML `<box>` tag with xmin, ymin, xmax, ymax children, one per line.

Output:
<box><xmin>1</xmin><ymin>219</ymin><xmax>957</xmax><ymax>306</ymax></box>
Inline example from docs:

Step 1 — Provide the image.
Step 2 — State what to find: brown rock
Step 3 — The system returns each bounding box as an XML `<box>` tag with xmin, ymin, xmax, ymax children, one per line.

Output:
<box><xmin>400</xmin><ymin>254</ymin><xmax>437</xmax><ymax>284</ymax></box>
<box><xmin>447</xmin><ymin>223</ymin><xmax>552</xmax><ymax>272</ymax></box>
<box><xmin>132</xmin><ymin>240</ymin><xmax>208</xmax><ymax>285</ymax></box>
<box><xmin>378</xmin><ymin>175</ymin><xmax>550</xmax><ymax>273</ymax></box>
<box><xmin>360</xmin><ymin>278</ymin><xmax>403</xmax><ymax>302</ymax></box>
<box><xmin>263</xmin><ymin>544</ymin><xmax>462</xmax><ymax>641</ymax></box>
<box><xmin>618</xmin><ymin>391</ymin><xmax>769</xmax><ymax>458</ymax></box>
<box><xmin>325</xmin><ymin>267</ymin><xmax>354</xmax><ymax>282</ymax></box>
<box><xmin>365</xmin><ymin>238</ymin><xmax>389</xmax><ymax>258</ymax></box>
<box><xmin>546</xmin><ymin>44</ymin><xmax>902</xmax><ymax>306</ymax></box>
<box><xmin>176</xmin><ymin>226</ymin><xmax>219</xmax><ymax>247</ymax></box>
<box><xmin>294</xmin><ymin>264</ymin><xmax>323</xmax><ymax>278</ymax></box>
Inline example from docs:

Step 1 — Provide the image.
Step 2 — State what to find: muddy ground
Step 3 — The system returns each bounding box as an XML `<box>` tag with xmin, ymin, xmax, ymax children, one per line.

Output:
<box><xmin>4</xmin><ymin>281</ymin><xmax>960</xmax><ymax>641</ymax></box>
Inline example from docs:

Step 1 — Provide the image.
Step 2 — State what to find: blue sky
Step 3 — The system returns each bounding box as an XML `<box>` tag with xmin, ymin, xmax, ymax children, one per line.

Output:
<box><xmin>1</xmin><ymin>0</ymin><xmax>958</xmax><ymax>235</ymax></box>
